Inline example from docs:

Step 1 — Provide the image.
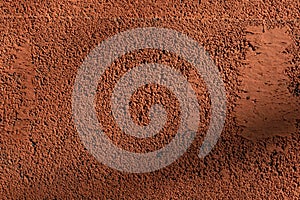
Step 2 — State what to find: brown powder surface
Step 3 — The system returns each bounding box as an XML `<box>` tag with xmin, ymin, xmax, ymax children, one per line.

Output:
<box><xmin>1</xmin><ymin>1</ymin><xmax>300</xmax><ymax>199</ymax></box>
<box><xmin>235</xmin><ymin>26</ymin><xmax>300</xmax><ymax>139</ymax></box>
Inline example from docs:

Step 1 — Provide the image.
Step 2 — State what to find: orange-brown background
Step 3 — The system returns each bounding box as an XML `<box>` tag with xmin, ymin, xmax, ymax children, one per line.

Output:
<box><xmin>1</xmin><ymin>1</ymin><xmax>299</xmax><ymax>199</ymax></box>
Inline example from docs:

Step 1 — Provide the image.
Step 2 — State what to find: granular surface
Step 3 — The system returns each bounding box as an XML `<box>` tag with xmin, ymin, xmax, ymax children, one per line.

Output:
<box><xmin>1</xmin><ymin>1</ymin><xmax>299</xmax><ymax>199</ymax></box>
